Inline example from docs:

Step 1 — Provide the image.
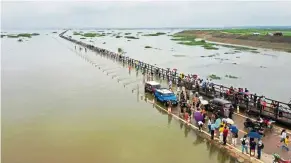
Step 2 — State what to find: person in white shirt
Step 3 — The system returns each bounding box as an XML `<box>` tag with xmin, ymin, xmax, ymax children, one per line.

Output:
<box><xmin>198</xmin><ymin>121</ymin><xmax>204</xmax><ymax>132</ymax></box>
<box><xmin>240</xmin><ymin>135</ymin><xmax>249</xmax><ymax>154</ymax></box>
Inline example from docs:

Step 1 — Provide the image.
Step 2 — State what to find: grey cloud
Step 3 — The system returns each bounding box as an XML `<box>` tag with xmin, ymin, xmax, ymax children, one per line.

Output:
<box><xmin>1</xmin><ymin>1</ymin><xmax>291</xmax><ymax>29</ymax></box>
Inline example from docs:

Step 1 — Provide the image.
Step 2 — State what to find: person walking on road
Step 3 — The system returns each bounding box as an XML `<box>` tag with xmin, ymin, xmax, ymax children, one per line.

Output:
<box><xmin>281</xmin><ymin>135</ymin><xmax>289</xmax><ymax>151</ymax></box>
<box><xmin>250</xmin><ymin>139</ymin><xmax>257</xmax><ymax>157</ymax></box>
<box><xmin>241</xmin><ymin>135</ymin><xmax>249</xmax><ymax>154</ymax></box>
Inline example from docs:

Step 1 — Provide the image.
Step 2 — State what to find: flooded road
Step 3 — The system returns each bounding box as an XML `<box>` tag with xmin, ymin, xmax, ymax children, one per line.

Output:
<box><xmin>65</xmin><ymin>29</ymin><xmax>291</xmax><ymax>102</ymax></box>
<box><xmin>2</xmin><ymin>33</ymin><xmax>237</xmax><ymax>163</ymax></box>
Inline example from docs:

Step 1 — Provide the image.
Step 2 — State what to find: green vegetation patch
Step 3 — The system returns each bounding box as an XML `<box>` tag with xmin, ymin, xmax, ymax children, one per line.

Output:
<box><xmin>143</xmin><ymin>32</ymin><xmax>166</xmax><ymax>36</ymax></box>
<box><xmin>172</xmin><ymin>54</ymin><xmax>186</xmax><ymax>57</ymax></box>
<box><xmin>124</xmin><ymin>36</ymin><xmax>139</xmax><ymax>39</ymax></box>
<box><xmin>80</xmin><ymin>37</ymin><xmax>86</xmax><ymax>39</ymax></box>
<box><xmin>208</xmin><ymin>74</ymin><xmax>221</xmax><ymax>80</ymax></box>
<box><xmin>225</xmin><ymin>75</ymin><xmax>238</xmax><ymax>79</ymax></box>
<box><xmin>116</xmin><ymin>36</ymin><xmax>122</xmax><ymax>38</ymax></box>
<box><xmin>6</xmin><ymin>33</ymin><xmax>40</xmax><ymax>38</ymax></box>
<box><xmin>124</xmin><ymin>33</ymin><xmax>131</xmax><ymax>35</ymax></box>
<box><xmin>74</xmin><ymin>32</ymin><xmax>105</xmax><ymax>37</ymax></box>
<box><xmin>144</xmin><ymin>46</ymin><xmax>152</xmax><ymax>48</ymax></box>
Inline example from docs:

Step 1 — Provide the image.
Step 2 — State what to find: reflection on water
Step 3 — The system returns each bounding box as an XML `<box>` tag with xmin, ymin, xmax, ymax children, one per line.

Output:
<box><xmin>2</xmin><ymin>33</ymin><xmax>236</xmax><ymax>163</ymax></box>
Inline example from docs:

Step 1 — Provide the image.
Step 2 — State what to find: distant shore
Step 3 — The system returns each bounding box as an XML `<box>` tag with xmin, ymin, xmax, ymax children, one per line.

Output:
<box><xmin>176</xmin><ymin>29</ymin><xmax>291</xmax><ymax>53</ymax></box>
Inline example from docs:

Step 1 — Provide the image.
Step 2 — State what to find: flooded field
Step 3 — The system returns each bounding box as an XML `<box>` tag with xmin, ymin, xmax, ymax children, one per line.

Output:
<box><xmin>64</xmin><ymin>29</ymin><xmax>291</xmax><ymax>102</ymax></box>
<box><xmin>2</xmin><ymin>32</ymin><xmax>238</xmax><ymax>163</ymax></box>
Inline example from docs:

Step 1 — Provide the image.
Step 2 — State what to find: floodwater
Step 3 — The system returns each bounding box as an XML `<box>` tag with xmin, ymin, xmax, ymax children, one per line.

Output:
<box><xmin>64</xmin><ymin>29</ymin><xmax>291</xmax><ymax>102</ymax></box>
<box><xmin>2</xmin><ymin>32</ymin><xmax>237</xmax><ymax>163</ymax></box>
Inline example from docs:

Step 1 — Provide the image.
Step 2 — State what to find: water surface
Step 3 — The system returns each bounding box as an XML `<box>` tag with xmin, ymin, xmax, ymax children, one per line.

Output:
<box><xmin>2</xmin><ymin>32</ymin><xmax>236</xmax><ymax>163</ymax></box>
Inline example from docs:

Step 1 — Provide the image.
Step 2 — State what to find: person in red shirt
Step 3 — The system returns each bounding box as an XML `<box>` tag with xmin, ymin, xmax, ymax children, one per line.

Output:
<box><xmin>223</xmin><ymin>126</ymin><xmax>229</xmax><ymax>145</ymax></box>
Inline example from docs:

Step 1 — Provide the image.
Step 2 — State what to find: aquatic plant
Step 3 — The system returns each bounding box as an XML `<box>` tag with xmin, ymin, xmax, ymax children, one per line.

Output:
<box><xmin>80</xmin><ymin>37</ymin><xmax>86</xmax><ymax>39</ymax></box>
<box><xmin>116</xmin><ymin>36</ymin><xmax>122</xmax><ymax>38</ymax></box>
<box><xmin>250</xmin><ymin>50</ymin><xmax>260</xmax><ymax>53</ymax></box>
<box><xmin>73</xmin><ymin>32</ymin><xmax>81</xmax><ymax>35</ymax></box>
<box><xmin>208</xmin><ymin>74</ymin><xmax>221</xmax><ymax>80</ymax></box>
<box><xmin>17</xmin><ymin>39</ymin><xmax>23</xmax><ymax>42</ymax></box>
<box><xmin>225</xmin><ymin>75</ymin><xmax>238</xmax><ymax>79</ymax></box>
<box><xmin>82</xmin><ymin>33</ymin><xmax>98</xmax><ymax>37</ymax></box>
<box><xmin>6</xmin><ymin>33</ymin><xmax>40</xmax><ymax>38</ymax></box>
<box><xmin>124</xmin><ymin>36</ymin><xmax>139</xmax><ymax>39</ymax></box>
<box><xmin>144</xmin><ymin>46</ymin><xmax>152</xmax><ymax>48</ymax></box>
<box><xmin>172</xmin><ymin>54</ymin><xmax>186</xmax><ymax>57</ymax></box>
<box><xmin>124</xmin><ymin>33</ymin><xmax>131</xmax><ymax>35</ymax></box>
<box><xmin>1</xmin><ymin>34</ymin><xmax>6</xmax><ymax>38</ymax></box>
<box><xmin>52</xmin><ymin>31</ymin><xmax>57</xmax><ymax>33</ymax></box>
<box><xmin>143</xmin><ymin>32</ymin><xmax>166</xmax><ymax>36</ymax></box>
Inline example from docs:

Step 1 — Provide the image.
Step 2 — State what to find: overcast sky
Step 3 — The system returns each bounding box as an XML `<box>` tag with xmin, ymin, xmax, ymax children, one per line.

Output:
<box><xmin>1</xmin><ymin>0</ymin><xmax>291</xmax><ymax>29</ymax></box>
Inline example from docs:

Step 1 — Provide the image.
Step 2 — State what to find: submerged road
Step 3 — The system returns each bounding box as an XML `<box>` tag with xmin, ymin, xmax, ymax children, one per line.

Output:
<box><xmin>58</xmin><ymin>32</ymin><xmax>291</xmax><ymax>162</ymax></box>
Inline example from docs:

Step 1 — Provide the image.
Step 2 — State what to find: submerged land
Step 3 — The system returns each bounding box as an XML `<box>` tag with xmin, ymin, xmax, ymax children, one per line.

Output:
<box><xmin>175</xmin><ymin>29</ymin><xmax>291</xmax><ymax>52</ymax></box>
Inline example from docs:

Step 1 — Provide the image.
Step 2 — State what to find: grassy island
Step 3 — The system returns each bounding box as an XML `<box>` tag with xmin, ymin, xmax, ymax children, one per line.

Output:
<box><xmin>143</xmin><ymin>32</ymin><xmax>166</xmax><ymax>36</ymax></box>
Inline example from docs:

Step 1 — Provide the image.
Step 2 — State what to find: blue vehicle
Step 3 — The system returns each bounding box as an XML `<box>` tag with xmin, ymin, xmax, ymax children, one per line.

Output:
<box><xmin>154</xmin><ymin>88</ymin><xmax>178</xmax><ymax>105</ymax></box>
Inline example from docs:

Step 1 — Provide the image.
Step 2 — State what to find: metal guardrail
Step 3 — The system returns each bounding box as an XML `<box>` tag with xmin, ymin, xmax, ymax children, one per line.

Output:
<box><xmin>59</xmin><ymin>30</ymin><xmax>291</xmax><ymax>126</ymax></box>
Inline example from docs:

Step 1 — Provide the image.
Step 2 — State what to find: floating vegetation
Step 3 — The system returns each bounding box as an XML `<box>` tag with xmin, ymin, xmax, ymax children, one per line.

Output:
<box><xmin>124</xmin><ymin>36</ymin><xmax>139</xmax><ymax>39</ymax></box>
<box><xmin>74</xmin><ymin>32</ymin><xmax>105</xmax><ymax>37</ymax></box>
<box><xmin>172</xmin><ymin>54</ymin><xmax>186</xmax><ymax>57</ymax></box>
<box><xmin>1</xmin><ymin>34</ymin><xmax>6</xmax><ymax>38</ymax></box>
<box><xmin>52</xmin><ymin>31</ymin><xmax>57</xmax><ymax>33</ymax></box>
<box><xmin>6</xmin><ymin>33</ymin><xmax>40</xmax><ymax>38</ymax></box>
<box><xmin>260</xmin><ymin>66</ymin><xmax>267</xmax><ymax>68</ymax></box>
<box><xmin>208</xmin><ymin>74</ymin><xmax>221</xmax><ymax>80</ymax></box>
<box><xmin>124</xmin><ymin>33</ymin><xmax>131</xmax><ymax>35</ymax></box>
<box><xmin>232</xmin><ymin>63</ymin><xmax>237</xmax><ymax>65</ymax></box>
<box><xmin>80</xmin><ymin>37</ymin><xmax>86</xmax><ymax>39</ymax></box>
<box><xmin>103</xmin><ymin>42</ymin><xmax>106</xmax><ymax>44</ymax></box>
<box><xmin>172</xmin><ymin>35</ymin><xmax>218</xmax><ymax>50</ymax></box>
<box><xmin>178</xmin><ymin>40</ymin><xmax>219</xmax><ymax>50</ymax></box>
<box><xmin>250</xmin><ymin>50</ymin><xmax>260</xmax><ymax>53</ymax></box>
<box><xmin>137</xmin><ymin>32</ymin><xmax>143</xmax><ymax>33</ymax></box>
<box><xmin>220</xmin><ymin>44</ymin><xmax>257</xmax><ymax>51</ymax></box>
<box><xmin>127</xmin><ymin>40</ymin><xmax>131</xmax><ymax>41</ymax></box>
<box><xmin>225</xmin><ymin>75</ymin><xmax>238</xmax><ymax>79</ymax></box>
<box><xmin>118</xmin><ymin>48</ymin><xmax>126</xmax><ymax>54</ymax></box>
<box><xmin>143</xmin><ymin>32</ymin><xmax>166</xmax><ymax>36</ymax></box>
<box><xmin>17</xmin><ymin>39</ymin><xmax>23</xmax><ymax>42</ymax></box>
<box><xmin>144</xmin><ymin>46</ymin><xmax>152</xmax><ymax>48</ymax></box>
<box><xmin>116</xmin><ymin>36</ymin><xmax>122</xmax><ymax>38</ymax></box>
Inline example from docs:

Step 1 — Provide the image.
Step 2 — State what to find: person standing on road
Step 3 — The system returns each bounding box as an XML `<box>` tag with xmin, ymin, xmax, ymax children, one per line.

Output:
<box><xmin>223</xmin><ymin>126</ymin><xmax>229</xmax><ymax>145</ymax></box>
<box><xmin>257</xmin><ymin>139</ymin><xmax>264</xmax><ymax>159</ymax></box>
<box><xmin>211</xmin><ymin>123</ymin><xmax>216</xmax><ymax>140</ymax></box>
<box><xmin>208</xmin><ymin>118</ymin><xmax>212</xmax><ymax>133</ymax></box>
<box><xmin>232</xmin><ymin>131</ymin><xmax>238</xmax><ymax>146</ymax></box>
<box><xmin>250</xmin><ymin>139</ymin><xmax>257</xmax><ymax>157</ymax></box>
<box><xmin>241</xmin><ymin>135</ymin><xmax>249</xmax><ymax>154</ymax></box>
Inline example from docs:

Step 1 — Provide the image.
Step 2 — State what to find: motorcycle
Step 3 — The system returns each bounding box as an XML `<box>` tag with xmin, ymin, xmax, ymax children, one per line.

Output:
<box><xmin>262</xmin><ymin>118</ymin><xmax>275</xmax><ymax>129</ymax></box>
<box><xmin>273</xmin><ymin>153</ymin><xmax>290</xmax><ymax>163</ymax></box>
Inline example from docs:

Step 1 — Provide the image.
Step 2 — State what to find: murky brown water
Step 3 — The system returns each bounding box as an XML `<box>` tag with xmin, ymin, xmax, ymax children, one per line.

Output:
<box><xmin>2</xmin><ymin>33</ymin><xmax>237</xmax><ymax>163</ymax></box>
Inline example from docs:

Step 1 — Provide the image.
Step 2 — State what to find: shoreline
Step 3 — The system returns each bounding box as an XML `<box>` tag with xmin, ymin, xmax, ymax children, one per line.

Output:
<box><xmin>176</xmin><ymin>30</ymin><xmax>291</xmax><ymax>53</ymax></box>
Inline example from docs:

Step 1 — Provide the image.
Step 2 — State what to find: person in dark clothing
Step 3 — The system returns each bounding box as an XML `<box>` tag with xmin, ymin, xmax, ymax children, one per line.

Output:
<box><xmin>229</xmin><ymin>105</ymin><xmax>234</xmax><ymax>119</ymax></box>
<box><xmin>257</xmin><ymin>139</ymin><xmax>264</xmax><ymax>159</ymax></box>
<box><xmin>253</xmin><ymin>93</ymin><xmax>257</xmax><ymax>106</ymax></box>
<box><xmin>250</xmin><ymin>140</ymin><xmax>257</xmax><ymax>157</ymax></box>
